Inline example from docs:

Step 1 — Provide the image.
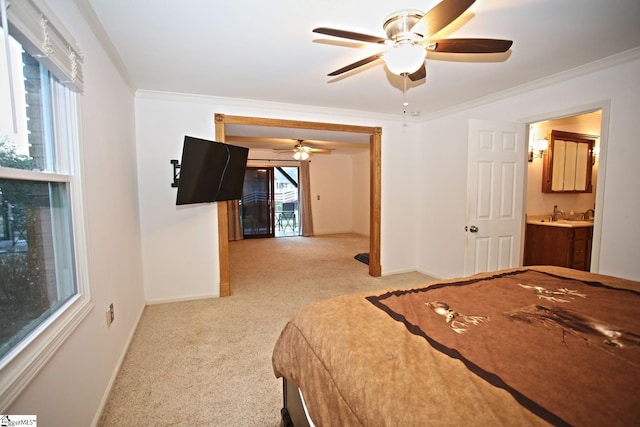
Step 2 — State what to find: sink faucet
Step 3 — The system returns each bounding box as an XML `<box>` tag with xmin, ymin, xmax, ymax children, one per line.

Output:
<box><xmin>551</xmin><ymin>205</ymin><xmax>563</xmax><ymax>221</ymax></box>
<box><xmin>582</xmin><ymin>209</ymin><xmax>595</xmax><ymax>220</ymax></box>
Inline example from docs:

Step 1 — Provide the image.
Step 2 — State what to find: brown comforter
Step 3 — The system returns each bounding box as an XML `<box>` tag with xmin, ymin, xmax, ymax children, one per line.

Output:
<box><xmin>272</xmin><ymin>266</ymin><xmax>640</xmax><ymax>426</ymax></box>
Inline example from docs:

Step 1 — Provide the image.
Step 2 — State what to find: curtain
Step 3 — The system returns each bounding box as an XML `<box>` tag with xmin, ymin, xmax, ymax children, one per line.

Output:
<box><xmin>299</xmin><ymin>160</ymin><xmax>314</xmax><ymax>237</ymax></box>
<box><xmin>227</xmin><ymin>200</ymin><xmax>243</xmax><ymax>241</ymax></box>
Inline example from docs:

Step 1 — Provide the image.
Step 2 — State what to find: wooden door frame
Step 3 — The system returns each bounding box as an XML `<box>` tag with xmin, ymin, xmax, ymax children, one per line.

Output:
<box><xmin>214</xmin><ymin>113</ymin><xmax>382</xmax><ymax>296</ymax></box>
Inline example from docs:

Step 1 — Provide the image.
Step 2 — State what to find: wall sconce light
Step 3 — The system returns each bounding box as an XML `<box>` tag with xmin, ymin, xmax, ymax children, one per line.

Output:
<box><xmin>592</xmin><ymin>145</ymin><xmax>600</xmax><ymax>165</ymax></box>
<box><xmin>528</xmin><ymin>138</ymin><xmax>548</xmax><ymax>162</ymax></box>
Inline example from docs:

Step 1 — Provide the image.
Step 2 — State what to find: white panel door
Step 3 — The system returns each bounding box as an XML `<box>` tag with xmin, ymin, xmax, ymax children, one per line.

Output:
<box><xmin>464</xmin><ymin>119</ymin><xmax>526</xmax><ymax>276</ymax></box>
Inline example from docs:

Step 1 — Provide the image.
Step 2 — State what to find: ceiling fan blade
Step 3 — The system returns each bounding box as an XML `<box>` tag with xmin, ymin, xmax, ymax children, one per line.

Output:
<box><xmin>408</xmin><ymin>63</ymin><xmax>427</xmax><ymax>81</ymax></box>
<box><xmin>327</xmin><ymin>53</ymin><xmax>383</xmax><ymax>76</ymax></box>
<box><xmin>309</xmin><ymin>148</ymin><xmax>334</xmax><ymax>154</ymax></box>
<box><xmin>313</xmin><ymin>27</ymin><xmax>388</xmax><ymax>44</ymax></box>
<box><xmin>430</xmin><ymin>38</ymin><xmax>513</xmax><ymax>53</ymax></box>
<box><xmin>411</xmin><ymin>0</ymin><xmax>475</xmax><ymax>39</ymax></box>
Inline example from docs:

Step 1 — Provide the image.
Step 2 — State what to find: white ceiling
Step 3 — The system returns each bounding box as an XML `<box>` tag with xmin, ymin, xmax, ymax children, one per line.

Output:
<box><xmin>81</xmin><ymin>0</ymin><xmax>640</xmax><ymax>116</ymax></box>
<box><xmin>79</xmin><ymin>0</ymin><xmax>639</xmax><ymax>156</ymax></box>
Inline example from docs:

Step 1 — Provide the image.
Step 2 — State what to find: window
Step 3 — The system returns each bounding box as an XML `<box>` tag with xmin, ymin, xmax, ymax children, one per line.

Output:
<box><xmin>1</xmin><ymin>1</ymin><xmax>90</xmax><ymax>409</ymax></box>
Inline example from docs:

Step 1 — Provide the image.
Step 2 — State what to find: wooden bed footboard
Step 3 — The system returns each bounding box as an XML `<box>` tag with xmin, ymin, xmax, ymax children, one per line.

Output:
<box><xmin>280</xmin><ymin>378</ymin><xmax>311</xmax><ymax>427</ymax></box>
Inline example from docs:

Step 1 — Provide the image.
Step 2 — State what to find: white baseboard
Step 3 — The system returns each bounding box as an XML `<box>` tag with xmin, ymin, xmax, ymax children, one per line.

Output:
<box><xmin>90</xmin><ymin>302</ymin><xmax>145</xmax><ymax>427</ymax></box>
<box><xmin>415</xmin><ymin>268</ymin><xmax>449</xmax><ymax>280</ymax></box>
<box><xmin>382</xmin><ymin>268</ymin><xmax>449</xmax><ymax>280</ymax></box>
<box><xmin>381</xmin><ymin>267</ymin><xmax>417</xmax><ymax>276</ymax></box>
<box><xmin>145</xmin><ymin>293</ymin><xmax>218</xmax><ymax>305</ymax></box>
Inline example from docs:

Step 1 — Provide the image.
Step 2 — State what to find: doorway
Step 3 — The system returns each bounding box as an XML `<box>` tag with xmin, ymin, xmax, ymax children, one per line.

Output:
<box><xmin>525</xmin><ymin>109</ymin><xmax>603</xmax><ymax>271</ymax></box>
<box><xmin>464</xmin><ymin>107</ymin><xmax>606</xmax><ymax>276</ymax></box>
<box><xmin>274</xmin><ymin>166</ymin><xmax>299</xmax><ymax>237</ymax></box>
<box><xmin>215</xmin><ymin>114</ymin><xmax>382</xmax><ymax>296</ymax></box>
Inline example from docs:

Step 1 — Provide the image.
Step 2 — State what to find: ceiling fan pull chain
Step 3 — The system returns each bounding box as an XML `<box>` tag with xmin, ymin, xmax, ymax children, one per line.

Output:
<box><xmin>402</xmin><ymin>73</ymin><xmax>408</xmax><ymax>114</ymax></box>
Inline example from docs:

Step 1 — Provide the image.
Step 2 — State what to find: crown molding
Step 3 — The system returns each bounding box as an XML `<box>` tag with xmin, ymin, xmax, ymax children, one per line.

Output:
<box><xmin>135</xmin><ymin>89</ymin><xmax>423</xmax><ymax>125</ymax></box>
<box><xmin>419</xmin><ymin>47</ymin><xmax>640</xmax><ymax>122</ymax></box>
<box><xmin>73</xmin><ymin>0</ymin><xmax>136</xmax><ymax>94</ymax></box>
<box><xmin>141</xmin><ymin>47</ymin><xmax>639</xmax><ymax>124</ymax></box>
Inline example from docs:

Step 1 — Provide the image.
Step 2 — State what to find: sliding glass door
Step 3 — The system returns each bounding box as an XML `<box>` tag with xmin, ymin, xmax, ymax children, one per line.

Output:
<box><xmin>274</xmin><ymin>166</ymin><xmax>299</xmax><ymax>237</ymax></box>
<box><xmin>241</xmin><ymin>167</ymin><xmax>274</xmax><ymax>238</ymax></box>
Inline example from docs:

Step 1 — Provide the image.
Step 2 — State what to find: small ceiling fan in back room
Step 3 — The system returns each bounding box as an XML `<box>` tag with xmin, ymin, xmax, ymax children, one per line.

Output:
<box><xmin>273</xmin><ymin>140</ymin><xmax>335</xmax><ymax>160</ymax></box>
<box><xmin>312</xmin><ymin>0</ymin><xmax>513</xmax><ymax>106</ymax></box>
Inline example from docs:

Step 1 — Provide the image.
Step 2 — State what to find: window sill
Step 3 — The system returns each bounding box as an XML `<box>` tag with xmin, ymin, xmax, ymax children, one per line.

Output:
<box><xmin>0</xmin><ymin>295</ymin><xmax>94</xmax><ymax>411</ymax></box>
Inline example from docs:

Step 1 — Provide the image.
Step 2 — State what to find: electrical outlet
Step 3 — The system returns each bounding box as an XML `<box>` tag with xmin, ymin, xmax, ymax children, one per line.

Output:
<box><xmin>106</xmin><ymin>303</ymin><xmax>114</xmax><ymax>327</ymax></box>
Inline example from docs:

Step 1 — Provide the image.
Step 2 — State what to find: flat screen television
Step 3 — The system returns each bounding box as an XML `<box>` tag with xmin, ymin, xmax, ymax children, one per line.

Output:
<box><xmin>176</xmin><ymin>136</ymin><xmax>249</xmax><ymax>205</ymax></box>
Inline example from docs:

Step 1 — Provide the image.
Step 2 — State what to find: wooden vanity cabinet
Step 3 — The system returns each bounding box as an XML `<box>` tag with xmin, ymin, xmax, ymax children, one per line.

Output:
<box><xmin>524</xmin><ymin>224</ymin><xmax>592</xmax><ymax>271</ymax></box>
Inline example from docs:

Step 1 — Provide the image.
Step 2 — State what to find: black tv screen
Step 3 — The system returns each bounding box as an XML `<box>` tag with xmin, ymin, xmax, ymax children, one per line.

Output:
<box><xmin>176</xmin><ymin>136</ymin><xmax>249</xmax><ymax>205</ymax></box>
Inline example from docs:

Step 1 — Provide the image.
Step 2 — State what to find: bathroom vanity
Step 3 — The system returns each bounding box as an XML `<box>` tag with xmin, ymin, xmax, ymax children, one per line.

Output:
<box><xmin>524</xmin><ymin>219</ymin><xmax>593</xmax><ymax>271</ymax></box>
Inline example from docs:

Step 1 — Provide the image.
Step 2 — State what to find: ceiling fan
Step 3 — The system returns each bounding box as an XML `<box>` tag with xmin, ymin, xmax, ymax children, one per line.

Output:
<box><xmin>313</xmin><ymin>0</ymin><xmax>513</xmax><ymax>81</ymax></box>
<box><xmin>273</xmin><ymin>140</ymin><xmax>335</xmax><ymax>160</ymax></box>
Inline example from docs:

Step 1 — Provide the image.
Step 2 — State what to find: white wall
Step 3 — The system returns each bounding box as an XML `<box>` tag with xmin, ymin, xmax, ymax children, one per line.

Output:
<box><xmin>310</xmin><ymin>151</ymin><xmax>369</xmax><ymax>236</ymax></box>
<box><xmin>309</xmin><ymin>153</ymin><xmax>353</xmax><ymax>235</ymax></box>
<box><xmin>416</xmin><ymin>54</ymin><xmax>640</xmax><ymax>281</ymax></box>
<box><xmin>135</xmin><ymin>92</ymin><xmax>420</xmax><ymax>302</ymax></box>
<box><xmin>7</xmin><ymin>1</ymin><xmax>145</xmax><ymax>425</ymax></box>
<box><xmin>381</xmin><ymin>122</ymin><xmax>421</xmax><ymax>274</ymax></box>
<box><xmin>416</xmin><ymin>113</ymin><xmax>469</xmax><ymax>279</ymax></box>
<box><xmin>135</xmin><ymin>96</ymin><xmax>222</xmax><ymax>303</ymax></box>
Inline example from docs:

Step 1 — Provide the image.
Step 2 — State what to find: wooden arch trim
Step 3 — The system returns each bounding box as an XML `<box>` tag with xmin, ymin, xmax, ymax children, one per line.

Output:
<box><xmin>214</xmin><ymin>113</ymin><xmax>382</xmax><ymax>296</ymax></box>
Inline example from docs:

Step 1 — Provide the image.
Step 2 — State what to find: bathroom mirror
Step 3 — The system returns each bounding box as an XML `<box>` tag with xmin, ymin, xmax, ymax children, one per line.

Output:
<box><xmin>542</xmin><ymin>130</ymin><xmax>594</xmax><ymax>193</ymax></box>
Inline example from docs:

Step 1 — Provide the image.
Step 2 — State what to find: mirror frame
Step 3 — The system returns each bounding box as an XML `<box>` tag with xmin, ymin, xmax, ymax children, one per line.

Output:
<box><xmin>542</xmin><ymin>130</ymin><xmax>595</xmax><ymax>193</ymax></box>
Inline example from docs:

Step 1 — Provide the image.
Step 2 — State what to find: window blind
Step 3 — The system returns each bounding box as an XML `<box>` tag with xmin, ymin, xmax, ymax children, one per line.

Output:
<box><xmin>3</xmin><ymin>0</ymin><xmax>83</xmax><ymax>93</ymax></box>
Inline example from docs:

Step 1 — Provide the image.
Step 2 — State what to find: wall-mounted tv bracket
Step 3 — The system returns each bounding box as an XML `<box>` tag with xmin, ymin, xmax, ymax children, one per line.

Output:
<box><xmin>170</xmin><ymin>159</ymin><xmax>181</xmax><ymax>188</ymax></box>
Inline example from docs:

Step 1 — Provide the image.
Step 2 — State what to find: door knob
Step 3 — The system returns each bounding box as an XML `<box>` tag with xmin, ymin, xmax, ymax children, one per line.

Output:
<box><xmin>465</xmin><ymin>225</ymin><xmax>479</xmax><ymax>233</ymax></box>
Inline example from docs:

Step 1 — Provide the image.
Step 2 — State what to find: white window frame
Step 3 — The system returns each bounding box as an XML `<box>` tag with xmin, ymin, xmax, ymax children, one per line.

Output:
<box><xmin>0</xmin><ymin>7</ymin><xmax>92</xmax><ymax>411</ymax></box>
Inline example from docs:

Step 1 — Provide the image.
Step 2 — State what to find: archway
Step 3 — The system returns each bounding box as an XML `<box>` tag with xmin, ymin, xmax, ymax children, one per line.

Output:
<box><xmin>214</xmin><ymin>114</ymin><xmax>382</xmax><ymax>296</ymax></box>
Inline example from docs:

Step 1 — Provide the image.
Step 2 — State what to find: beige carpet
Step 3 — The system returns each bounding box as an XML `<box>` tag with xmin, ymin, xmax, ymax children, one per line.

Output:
<box><xmin>98</xmin><ymin>234</ymin><xmax>434</xmax><ymax>426</ymax></box>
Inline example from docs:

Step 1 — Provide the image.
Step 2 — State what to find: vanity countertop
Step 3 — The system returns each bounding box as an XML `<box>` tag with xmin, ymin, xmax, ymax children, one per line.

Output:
<box><xmin>526</xmin><ymin>218</ymin><xmax>594</xmax><ymax>228</ymax></box>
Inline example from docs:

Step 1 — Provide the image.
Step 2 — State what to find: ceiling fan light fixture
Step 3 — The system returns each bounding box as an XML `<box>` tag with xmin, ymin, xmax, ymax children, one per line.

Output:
<box><xmin>293</xmin><ymin>151</ymin><xmax>310</xmax><ymax>161</ymax></box>
<box><xmin>293</xmin><ymin>144</ymin><xmax>311</xmax><ymax>160</ymax></box>
<box><xmin>384</xmin><ymin>43</ymin><xmax>426</xmax><ymax>75</ymax></box>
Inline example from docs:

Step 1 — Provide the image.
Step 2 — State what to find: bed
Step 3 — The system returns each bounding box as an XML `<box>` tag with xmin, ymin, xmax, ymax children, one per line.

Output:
<box><xmin>272</xmin><ymin>266</ymin><xmax>640</xmax><ymax>426</ymax></box>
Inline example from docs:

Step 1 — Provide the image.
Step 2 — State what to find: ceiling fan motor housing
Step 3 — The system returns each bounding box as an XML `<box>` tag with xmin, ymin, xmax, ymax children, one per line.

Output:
<box><xmin>295</xmin><ymin>144</ymin><xmax>312</xmax><ymax>153</ymax></box>
<box><xmin>383</xmin><ymin>10</ymin><xmax>424</xmax><ymax>42</ymax></box>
